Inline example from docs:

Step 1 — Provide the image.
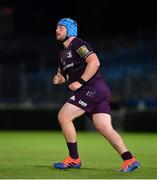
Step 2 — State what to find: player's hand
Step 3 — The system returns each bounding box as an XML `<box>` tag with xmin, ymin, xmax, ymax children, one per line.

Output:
<box><xmin>52</xmin><ymin>73</ymin><xmax>66</xmax><ymax>84</ymax></box>
<box><xmin>69</xmin><ymin>81</ymin><xmax>82</xmax><ymax>91</ymax></box>
<box><xmin>53</xmin><ymin>75</ymin><xmax>61</xmax><ymax>84</ymax></box>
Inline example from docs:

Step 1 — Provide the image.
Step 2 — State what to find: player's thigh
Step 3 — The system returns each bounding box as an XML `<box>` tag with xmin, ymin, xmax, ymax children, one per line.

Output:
<box><xmin>92</xmin><ymin>113</ymin><xmax>113</xmax><ymax>131</ymax></box>
<box><xmin>58</xmin><ymin>102</ymin><xmax>85</xmax><ymax>122</ymax></box>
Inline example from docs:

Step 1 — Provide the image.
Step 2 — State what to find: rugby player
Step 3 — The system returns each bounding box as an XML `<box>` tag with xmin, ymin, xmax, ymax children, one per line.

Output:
<box><xmin>52</xmin><ymin>18</ymin><xmax>140</xmax><ymax>172</ymax></box>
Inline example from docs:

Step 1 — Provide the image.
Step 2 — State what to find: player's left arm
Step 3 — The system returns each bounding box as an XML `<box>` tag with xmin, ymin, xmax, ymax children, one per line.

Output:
<box><xmin>80</xmin><ymin>53</ymin><xmax>100</xmax><ymax>82</ymax></box>
<box><xmin>69</xmin><ymin>53</ymin><xmax>100</xmax><ymax>91</ymax></box>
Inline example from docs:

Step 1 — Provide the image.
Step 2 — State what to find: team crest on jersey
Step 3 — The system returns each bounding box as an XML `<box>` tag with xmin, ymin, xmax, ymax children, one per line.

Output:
<box><xmin>76</xmin><ymin>45</ymin><xmax>89</xmax><ymax>58</ymax></box>
<box><xmin>67</xmin><ymin>50</ymin><xmax>72</xmax><ymax>58</ymax></box>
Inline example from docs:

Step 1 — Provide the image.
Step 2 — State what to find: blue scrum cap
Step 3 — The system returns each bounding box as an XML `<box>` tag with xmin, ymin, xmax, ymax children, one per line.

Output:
<box><xmin>57</xmin><ymin>18</ymin><xmax>78</xmax><ymax>37</ymax></box>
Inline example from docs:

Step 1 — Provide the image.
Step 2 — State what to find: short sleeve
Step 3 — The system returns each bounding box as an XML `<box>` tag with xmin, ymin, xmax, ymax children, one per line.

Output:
<box><xmin>75</xmin><ymin>39</ymin><xmax>94</xmax><ymax>59</ymax></box>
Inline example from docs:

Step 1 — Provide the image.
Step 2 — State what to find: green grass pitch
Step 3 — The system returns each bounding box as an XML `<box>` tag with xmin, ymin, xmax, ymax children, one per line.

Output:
<box><xmin>0</xmin><ymin>131</ymin><xmax>157</xmax><ymax>179</ymax></box>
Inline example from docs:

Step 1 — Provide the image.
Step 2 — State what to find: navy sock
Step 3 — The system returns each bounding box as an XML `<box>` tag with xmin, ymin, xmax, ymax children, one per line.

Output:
<box><xmin>67</xmin><ymin>142</ymin><xmax>79</xmax><ymax>159</ymax></box>
<box><xmin>121</xmin><ymin>151</ymin><xmax>133</xmax><ymax>161</ymax></box>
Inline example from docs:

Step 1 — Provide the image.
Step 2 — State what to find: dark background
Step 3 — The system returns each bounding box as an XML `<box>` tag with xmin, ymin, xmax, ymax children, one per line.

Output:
<box><xmin>0</xmin><ymin>0</ymin><xmax>156</xmax><ymax>38</ymax></box>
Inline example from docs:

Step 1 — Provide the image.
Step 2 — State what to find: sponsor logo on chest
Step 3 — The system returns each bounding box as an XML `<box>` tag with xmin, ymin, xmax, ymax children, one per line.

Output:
<box><xmin>63</xmin><ymin>62</ymin><xmax>74</xmax><ymax>70</ymax></box>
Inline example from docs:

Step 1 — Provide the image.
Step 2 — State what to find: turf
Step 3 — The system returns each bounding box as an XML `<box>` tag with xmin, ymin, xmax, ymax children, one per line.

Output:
<box><xmin>0</xmin><ymin>131</ymin><xmax>157</xmax><ymax>179</ymax></box>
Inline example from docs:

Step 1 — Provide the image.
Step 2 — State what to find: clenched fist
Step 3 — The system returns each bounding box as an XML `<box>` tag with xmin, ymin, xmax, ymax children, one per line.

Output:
<box><xmin>69</xmin><ymin>81</ymin><xmax>82</xmax><ymax>91</ymax></box>
<box><xmin>52</xmin><ymin>72</ymin><xmax>65</xmax><ymax>84</ymax></box>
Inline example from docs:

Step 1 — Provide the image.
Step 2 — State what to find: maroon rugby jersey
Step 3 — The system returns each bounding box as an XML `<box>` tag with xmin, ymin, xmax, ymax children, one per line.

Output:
<box><xmin>59</xmin><ymin>37</ymin><xmax>110</xmax><ymax>91</ymax></box>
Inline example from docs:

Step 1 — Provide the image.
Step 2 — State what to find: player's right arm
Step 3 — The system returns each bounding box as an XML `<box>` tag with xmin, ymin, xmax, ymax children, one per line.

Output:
<box><xmin>52</xmin><ymin>67</ymin><xmax>67</xmax><ymax>85</ymax></box>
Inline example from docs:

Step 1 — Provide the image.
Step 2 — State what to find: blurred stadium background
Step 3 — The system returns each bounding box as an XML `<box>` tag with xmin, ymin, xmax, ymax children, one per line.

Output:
<box><xmin>0</xmin><ymin>0</ymin><xmax>157</xmax><ymax>132</ymax></box>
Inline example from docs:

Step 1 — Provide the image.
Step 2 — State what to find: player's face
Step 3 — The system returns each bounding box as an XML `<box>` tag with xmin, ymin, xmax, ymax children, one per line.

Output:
<box><xmin>56</xmin><ymin>25</ymin><xmax>67</xmax><ymax>41</ymax></box>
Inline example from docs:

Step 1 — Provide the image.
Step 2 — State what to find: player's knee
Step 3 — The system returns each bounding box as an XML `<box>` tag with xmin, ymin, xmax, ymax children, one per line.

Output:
<box><xmin>95</xmin><ymin>125</ymin><xmax>114</xmax><ymax>136</ymax></box>
<box><xmin>58</xmin><ymin>112</ymin><xmax>71</xmax><ymax>124</ymax></box>
<box><xmin>58</xmin><ymin>113</ymin><xmax>64</xmax><ymax>124</ymax></box>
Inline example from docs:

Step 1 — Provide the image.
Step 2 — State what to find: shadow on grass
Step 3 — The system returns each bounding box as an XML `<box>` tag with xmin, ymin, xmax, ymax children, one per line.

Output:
<box><xmin>33</xmin><ymin>165</ymin><xmax>111</xmax><ymax>172</ymax></box>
